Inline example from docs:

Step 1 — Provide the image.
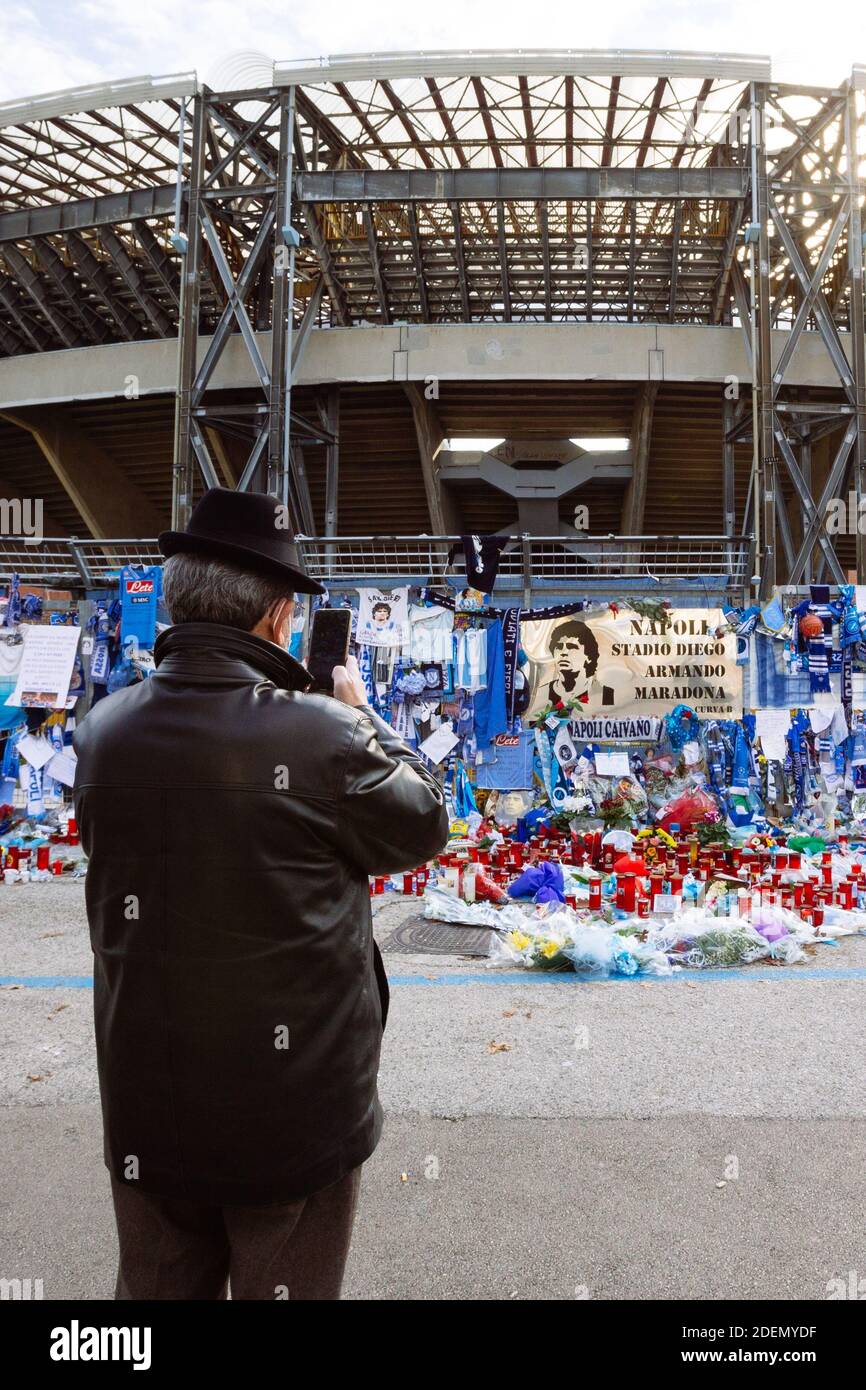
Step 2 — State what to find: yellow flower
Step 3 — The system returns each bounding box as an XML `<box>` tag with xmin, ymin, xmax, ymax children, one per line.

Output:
<box><xmin>540</xmin><ymin>940</ymin><xmax>561</xmax><ymax>959</ymax></box>
<box><xmin>509</xmin><ymin>931</ymin><xmax>532</xmax><ymax>951</ymax></box>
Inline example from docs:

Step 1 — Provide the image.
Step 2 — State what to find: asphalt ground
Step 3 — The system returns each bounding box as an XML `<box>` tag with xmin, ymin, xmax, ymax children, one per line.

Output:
<box><xmin>2</xmin><ymin>883</ymin><xmax>866</xmax><ymax>1300</ymax></box>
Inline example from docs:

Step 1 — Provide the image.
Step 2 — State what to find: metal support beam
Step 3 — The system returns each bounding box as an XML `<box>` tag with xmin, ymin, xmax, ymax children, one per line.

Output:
<box><xmin>65</xmin><ymin>232</ymin><xmax>143</xmax><ymax>341</ymax></box>
<box><xmin>730</xmin><ymin>259</ymin><xmax>753</xmax><ymax>359</ymax></box>
<box><xmin>288</xmin><ymin>443</ymin><xmax>316</xmax><ymax>534</ymax></box>
<box><xmin>1</xmin><ymin>244</ymin><xmax>79</xmax><ymax>347</ymax></box>
<box><xmin>173</xmin><ymin>93</ymin><xmax>207</xmax><ymax>528</ymax></box>
<box><xmin>172</xmin><ymin>89</ymin><xmax>310</xmax><ymax>523</ymax></box>
<box><xmin>625</xmin><ymin>204</ymin><xmax>637</xmax><ymax>321</ymax></box>
<box><xmin>290</xmin><ymin>277</ymin><xmax>324</xmax><ymax>375</ymax></box>
<box><xmin>364</xmin><ymin>205</ymin><xmax>391</xmax><ymax>324</ymax></box>
<box><xmin>451</xmin><ymin>202</ymin><xmax>470</xmax><ymax>320</ymax></box>
<box><xmin>0</xmin><ymin>183</ymin><xmax>178</xmax><ymax>244</ymax></box>
<box><xmin>585</xmin><ymin>202</ymin><xmax>593</xmax><ymax>322</ymax></box>
<box><xmin>496</xmin><ymin>202</ymin><xmax>512</xmax><ymax>322</ymax></box>
<box><xmin>772</xmin><ymin>416</ymin><xmax>845</xmax><ymax>581</ymax></box>
<box><xmin>296</xmin><ymin>166</ymin><xmax>748</xmax><ymax>203</ymax></box>
<box><xmin>712</xmin><ymin>198</ymin><xmax>747</xmax><ymax>324</ymax></box>
<box><xmin>268</xmin><ymin>87</ymin><xmax>294</xmax><ymax>505</ymax></box>
<box><xmin>770</xmin><ymin>197</ymin><xmax>854</xmax><ymax>394</ymax></box>
<box><xmin>539</xmin><ymin>201</ymin><xmax>552</xmax><ymax>321</ymax></box>
<box><xmin>33</xmin><ymin>238</ymin><xmax>109</xmax><ymax>343</ymax></box>
<box><xmin>751</xmin><ymin>83</ymin><xmax>776</xmax><ymax>597</ymax></box>
<box><xmin>301</xmin><ymin>204</ymin><xmax>350</xmax><ymax>326</ymax></box>
<box><xmin>845</xmin><ymin>87</ymin><xmax>866</xmax><ymax>581</ymax></box>
<box><xmin>788</xmin><ymin>419</ymin><xmax>857</xmax><ymax>582</ymax></box>
<box><xmin>407</xmin><ymin>205</ymin><xmax>429</xmax><ymax>320</ymax></box>
<box><xmin>133</xmin><ymin>222</ymin><xmax>181</xmax><ymax>310</ymax></box>
<box><xmin>800</xmin><ymin>432</ymin><xmax>813</xmax><ymax>583</ymax></box>
<box><xmin>0</xmin><ymin>278</ymin><xmax>50</xmax><ymax>351</ymax></box>
<box><xmin>97</xmin><ymin>227</ymin><xmax>174</xmax><ymax>336</ymax></box>
<box><xmin>204</xmin><ymin>426</ymin><xmax>239</xmax><ymax>486</ymax></box>
<box><xmin>668</xmin><ymin>202</ymin><xmax>682</xmax><ymax>321</ymax></box>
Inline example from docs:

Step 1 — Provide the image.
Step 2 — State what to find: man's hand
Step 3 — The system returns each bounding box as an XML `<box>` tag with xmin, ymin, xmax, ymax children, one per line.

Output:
<box><xmin>332</xmin><ymin>654</ymin><xmax>368</xmax><ymax>708</ymax></box>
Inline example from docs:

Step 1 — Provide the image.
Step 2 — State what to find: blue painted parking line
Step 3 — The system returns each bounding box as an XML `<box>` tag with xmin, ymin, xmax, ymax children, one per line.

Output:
<box><xmin>387</xmin><ymin>966</ymin><xmax>866</xmax><ymax>985</ymax></box>
<box><xmin>0</xmin><ymin>976</ymin><xmax>94</xmax><ymax>988</ymax></box>
<box><xmin>3</xmin><ymin>965</ymin><xmax>866</xmax><ymax>990</ymax></box>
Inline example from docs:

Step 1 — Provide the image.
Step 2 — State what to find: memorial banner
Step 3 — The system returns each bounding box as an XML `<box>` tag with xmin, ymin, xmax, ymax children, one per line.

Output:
<box><xmin>522</xmin><ymin>609</ymin><xmax>741</xmax><ymax>720</ymax></box>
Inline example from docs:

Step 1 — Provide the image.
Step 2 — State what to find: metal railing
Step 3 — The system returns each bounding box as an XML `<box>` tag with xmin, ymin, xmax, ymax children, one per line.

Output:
<box><xmin>0</xmin><ymin>538</ymin><xmax>163</xmax><ymax>586</ymax></box>
<box><xmin>296</xmin><ymin>534</ymin><xmax>752</xmax><ymax>588</ymax></box>
<box><xmin>0</xmin><ymin>533</ymin><xmax>751</xmax><ymax>590</ymax></box>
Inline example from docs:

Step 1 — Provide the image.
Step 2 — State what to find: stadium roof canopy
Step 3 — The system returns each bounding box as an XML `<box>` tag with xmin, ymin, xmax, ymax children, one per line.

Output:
<box><xmin>0</xmin><ymin>48</ymin><xmax>862</xmax><ymax>353</ymax></box>
<box><xmin>0</xmin><ymin>50</ymin><xmax>864</xmax><ymax>595</ymax></box>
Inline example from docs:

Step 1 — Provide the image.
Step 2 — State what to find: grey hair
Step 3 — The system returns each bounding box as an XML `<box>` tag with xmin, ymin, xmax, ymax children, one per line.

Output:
<box><xmin>162</xmin><ymin>551</ymin><xmax>294</xmax><ymax>630</ymax></box>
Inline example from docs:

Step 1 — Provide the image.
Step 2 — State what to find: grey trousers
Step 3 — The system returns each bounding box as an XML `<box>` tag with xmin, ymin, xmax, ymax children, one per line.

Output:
<box><xmin>110</xmin><ymin>1167</ymin><xmax>362</xmax><ymax>1300</ymax></box>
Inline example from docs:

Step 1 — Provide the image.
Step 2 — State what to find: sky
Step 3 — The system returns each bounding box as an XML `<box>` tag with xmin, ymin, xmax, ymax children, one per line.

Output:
<box><xmin>0</xmin><ymin>0</ymin><xmax>863</xmax><ymax>104</ymax></box>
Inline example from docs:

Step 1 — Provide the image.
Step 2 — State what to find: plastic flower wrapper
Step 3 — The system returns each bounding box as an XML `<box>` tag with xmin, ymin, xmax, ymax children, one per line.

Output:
<box><xmin>565</xmin><ymin>787</ymin><xmax>595</xmax><ymax>819</ymax></box>
<box><xmin>683</xmin><ymin>924</ymin><xmax>772</xmax><ymax>969</ymax></box>
<box><xmin>490</xmin><ymin>918</ymin><xmax>572</xmax><ymax>971</ymax></box>
<box><xmin>627</xmin><ymin>935</ymin><xmax>681</xmax><ymax>976</ymax></box>
<box><xmin>818</xmin><ymin>905</ymin><xmax>866</xmax><ymax>936</ymax></box>
<box><xmin>762</xmin><ymin>933</ymin><xmax>808</xmax><ymax>965</ymax></box>
<box><xmin>648</xmin><ymin>908</ymin><xmax>770</xmax><ymax>967</ymax></box>
<box><xmin>488</xmin><ymin>909</ymin><xmax>636</xmax><ymax>976</ymax></box>
<box><xmin>748</xmin><ymin>901</ymin><xmax>797</xmax><ymax>948</ymax></box>
<box><xmin>559</xmin><ymin>919</ymin><xmax>641</xmax><ymax>977</ymax></box>
<box><xmin>658</xmin><ymin>785</ymin><xmax>721</xmax><ymax>834</ymax></box>
<box><xmin>424</xmin><ymin>887</ymin><xmax>529</xmax><ymax>931</ymax></box>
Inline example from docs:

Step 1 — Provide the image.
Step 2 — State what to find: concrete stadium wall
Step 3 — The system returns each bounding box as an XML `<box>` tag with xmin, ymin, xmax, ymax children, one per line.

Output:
<box><xmin>0</xmin><ymin>323</ymin><xmax>851</xmax><ymax>409</ymax></box>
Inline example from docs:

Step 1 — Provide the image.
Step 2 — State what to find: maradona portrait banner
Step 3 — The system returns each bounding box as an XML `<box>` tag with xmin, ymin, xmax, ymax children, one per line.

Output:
<box><xmin>521</xmin><ymin>608</ymin><xmax>742</xmax><ymax>721</ymax></box>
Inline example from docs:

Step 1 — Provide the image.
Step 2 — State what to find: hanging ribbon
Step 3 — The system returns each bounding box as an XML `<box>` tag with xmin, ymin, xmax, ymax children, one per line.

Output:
<box><xmin>422</xmin><ymin>589</ymin><xmax>588</xmax><ymax>622</ymax></box>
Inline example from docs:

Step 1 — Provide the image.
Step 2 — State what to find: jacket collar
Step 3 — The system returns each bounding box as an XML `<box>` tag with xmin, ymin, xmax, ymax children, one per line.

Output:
<box><xmin>154</xmin><ymin>622</ymin><xmax>311</xmax><ymax>692</ymax></box>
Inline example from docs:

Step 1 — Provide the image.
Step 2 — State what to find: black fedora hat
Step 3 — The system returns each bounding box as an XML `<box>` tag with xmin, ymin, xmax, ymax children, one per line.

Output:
<box><xmin>158</xmin><ymin>488</ymin><xmax>325</xmax><ymax>595</ymax></box>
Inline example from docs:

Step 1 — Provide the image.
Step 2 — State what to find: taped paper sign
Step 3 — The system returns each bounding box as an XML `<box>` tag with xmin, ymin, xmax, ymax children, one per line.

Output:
<box><xmin>594</xmin><ymin>751</ymin><xmax>631</xmax><ymax>777</ymax></box>
<box><xmin>44</xmin><ymin>750</ymin><xmax>77</xmax><ymax>788</ymax></box>
<box><xmin>418</xmin><ymin>721</ymin><xmax>459</xmax><ymax>765</ymax></box>
<box><xmin>5</xmin><ymin>624</ymin><xmax>80</xmax><ymax>710</ymax></box>
<box><xmin>754</xmin><ymin>709</ymin><xmax>791</xmax><ymax>762</ymax></box>
<box><xmin>16</xmin><ymin>734</ymin><xmax>55</xmax><ymax>769</ymax></box>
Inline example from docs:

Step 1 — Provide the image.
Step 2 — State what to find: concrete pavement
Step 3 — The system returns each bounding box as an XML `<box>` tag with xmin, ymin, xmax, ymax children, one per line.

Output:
<box><xmin>2</xmin><ymin>883</ymin><xmax>866</xmax><ymax>1299</ymax></box>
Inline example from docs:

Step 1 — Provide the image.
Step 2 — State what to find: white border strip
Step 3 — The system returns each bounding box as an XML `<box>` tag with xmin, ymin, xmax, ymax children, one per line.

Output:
<box><xmin>0</xmin><ymin>72</ymin><xmax>198</xmax><ymax>128</ymax></box>
<box><xmin>274</xmin><ymin>48</ymin><xmax>773</xmax><ymax>86</ymax></box>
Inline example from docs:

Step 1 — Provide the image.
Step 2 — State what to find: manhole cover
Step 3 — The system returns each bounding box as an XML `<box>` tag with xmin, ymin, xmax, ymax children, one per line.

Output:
<box><xmin>380</xmin><ymin>918</ymin><xmax>494</xmax><ymax>956</ymax></box>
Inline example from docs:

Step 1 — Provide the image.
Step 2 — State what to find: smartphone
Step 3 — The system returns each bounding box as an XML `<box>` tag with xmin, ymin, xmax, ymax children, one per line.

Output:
<box><xmin>306</xmin><ymin>608</ymin><xmax>352</xmax><ymax>695</ymax></box>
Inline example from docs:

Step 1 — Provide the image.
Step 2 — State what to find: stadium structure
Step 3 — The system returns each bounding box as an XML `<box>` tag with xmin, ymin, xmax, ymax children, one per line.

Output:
<box><xmin>0</xmin><ymin>49</ymin><xmax>864</xmax><ymax>601</ymax></box>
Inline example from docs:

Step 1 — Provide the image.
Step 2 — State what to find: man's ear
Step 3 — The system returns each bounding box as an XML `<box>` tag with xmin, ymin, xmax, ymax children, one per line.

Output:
<box><xmin>267</xmin><ymin>597</ymin><xmax>295</xmax><ymax>646</ymax></box>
